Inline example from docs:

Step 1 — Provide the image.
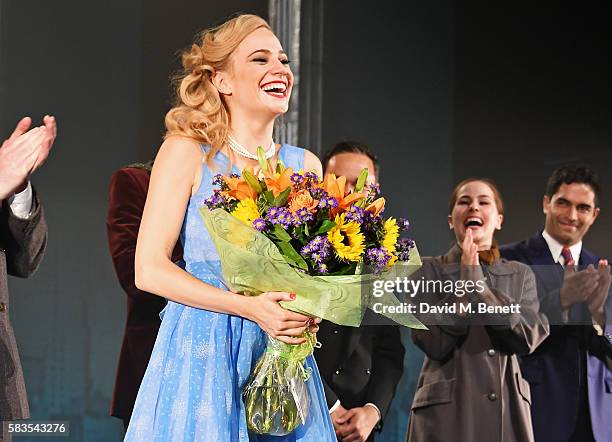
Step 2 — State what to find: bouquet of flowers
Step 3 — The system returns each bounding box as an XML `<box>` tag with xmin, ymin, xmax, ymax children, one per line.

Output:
<box><xmin>199</xmin><ymin>148</ymin><xmax>424</xmax><ymax>435</ymax></box>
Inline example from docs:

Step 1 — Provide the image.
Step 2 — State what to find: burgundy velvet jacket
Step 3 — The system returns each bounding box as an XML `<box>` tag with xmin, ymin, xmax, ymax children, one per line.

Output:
<box><xmin>106</xmin><ymin>165</ymin><xmax>182</xmax><ymax>421</ymax></box>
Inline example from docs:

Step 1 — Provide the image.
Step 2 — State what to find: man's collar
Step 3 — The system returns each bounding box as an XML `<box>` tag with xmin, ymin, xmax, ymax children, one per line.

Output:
<box><xmin>542</xmin><ymin>229</ymin><xmax>582</xmax><ymax>264</ymax></box>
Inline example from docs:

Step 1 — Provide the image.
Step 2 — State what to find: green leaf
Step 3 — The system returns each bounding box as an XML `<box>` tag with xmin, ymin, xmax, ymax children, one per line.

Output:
<box><xmin>272</xmin><ymin>224</ymin><xmax>292</xmax><ymax>242</ymax></box>
<box><xmin>272</xmin><ymin>187</ymin><xmax>291</xmax><ymax>207</ymax></box>
<box><xmin>355</xmin><ymin>168</ymin><xmax>369</xmax><ymax>192</ymax></box>
<box><xmin>263</xmin><ymin>190</ymin><xmax>275</xmax><ymax>204</ymax></box>
<box><xmin>277</xmin><ymin>241</ymin><xmax>309</xmax><ymax>270</ymax></box>
<box><xmin>313</xmin><ymin>220</ymin><xmax>337</xmax><ymax>235</ymax></box>
<box><xmin>243</xmin><ymin>170</ymin><xmax>263</xmax><ymax>193</ymax></box>
<box><xmin>276</xmin><ymin>159</ymin><xmax>286</xmax><ymax>173</ymax></box>
<box><xmin>304</xmin><ymin>222</ymin><xmax>309</xmax><ymax>236</ymax></box>
<box><xmin>256</xmin><ymin>146</ymin><xmax>269</xmax><ymax>172</ymax></box>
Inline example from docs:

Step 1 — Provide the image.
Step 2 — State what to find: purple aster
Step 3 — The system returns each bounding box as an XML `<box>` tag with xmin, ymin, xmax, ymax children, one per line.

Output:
<box><xmin>397</xmin><ymin>238</ymin><xmax>416</xmax><ymax>261</ymax></box>
<box><xmin>317</xmin><ymin>263</ymin><xmax>329</xmax><ymax>274</ymax></box>
<box><xmin>310</xmin><ymin>187</ymin><xmax>328</xmax><ymax>199</ymax></box>
<box><xmin>212</xmin><ymin>174</ymin><xmax>224</xmax><ymax>187</ymax></box>
<box><xmin>367</xmin><ymin>182</ymin><xmax>381</xmax><ymax>197</ymax></box>
<box><xmin>290</xmin><ymin>172</ymin><xmax>305</xmax><ymax>185</ymax></box>
<box><xmin>304</xmin><ymin>171</ymin><xmax>320</xmax><ymax>181</ymax></box>
<box><xmin>203</xmin><ymin>191</ymin><xmax>226</xmax><ymax>209</ymax></box>
<box><xmin>365</xmin><ymin>247</ymin><xmax>393</xmax><ymax>274</ymax></box>
<box><xmin>318</xmin><ymin>196</ymin><xmax>339</xmax><ymax>210</ymax></box>
<box><xmin>398</xmin><ymin>217</ymin><xmax>411</xmax><ymax>232</ymax></box>
<box><xmin>295</xmin><ymin>207</ymin><xmax>314</xmax><ymax>224</ymax></box>
<box><xmin>301</xmin><ymin>236</ymin><xmax>332</xmax><ymax>262</ymax></box>
<box><xmin>252</xmin><ymin>218</ymin><xmax>266</xmax><ymax>232</ymax></box>
<box><xmin>345</xmin><ymin>205</ymin><xmax>365</xmax><ymax>224</ymax></box>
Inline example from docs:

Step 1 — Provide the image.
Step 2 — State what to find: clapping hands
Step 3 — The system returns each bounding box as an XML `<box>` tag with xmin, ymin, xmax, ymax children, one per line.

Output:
<box><xmin>0</xmin><ymin>115</ymin><xmax>57</xmax><ymax>199</ymax></box>
<box><xmin>560</xmin><ymin>258</ymin><xmax>611</xmax><ymax>325</ymax></box>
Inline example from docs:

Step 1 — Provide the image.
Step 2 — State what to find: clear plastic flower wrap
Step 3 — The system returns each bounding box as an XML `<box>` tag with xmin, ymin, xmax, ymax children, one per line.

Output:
<box><xmin>243</xmin><ymin>333</ymin><xmax>316</xmax><ymax>435</ymax></box>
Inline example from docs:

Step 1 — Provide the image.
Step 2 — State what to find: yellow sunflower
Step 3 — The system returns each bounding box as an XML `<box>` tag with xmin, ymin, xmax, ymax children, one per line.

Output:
<box><xmin>231</xmin><ymin>198</ymin><xmax>260</xmax><ymax>226</ymax></box>
<box><xmin>328</xmin><ymin>213</ymin><xmax>365</xmax><ymax>262</ymax></box>
<box><xmin>382</xmin><ymin>217</ymin><xmax>400</xmax><ymax>265</ymax></box>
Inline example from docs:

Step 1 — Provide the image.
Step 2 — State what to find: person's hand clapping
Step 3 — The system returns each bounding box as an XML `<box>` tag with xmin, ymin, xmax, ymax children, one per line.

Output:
<box><xmin>461</xmin><ymin>228</ymin><xmax>479</xmax><ymax>266</ymax></box>
<box><xmin>559</xmin><ymin>259</ymin><xmax>600</xmax><ymax>311</ymax></box>
<box><xmin>244</xmin><ymin>291</ymin><xmax>320</xmax><ymax>344</ymax></box>
<box><xmin>0</xmin><ymin>115</ymin><xmax>57</xmax><ymax>199</ymax></box>
<box><xmin>586</xmin><ymin>259</ymin><xmax>611</xmax><ymax>326</ymax></box>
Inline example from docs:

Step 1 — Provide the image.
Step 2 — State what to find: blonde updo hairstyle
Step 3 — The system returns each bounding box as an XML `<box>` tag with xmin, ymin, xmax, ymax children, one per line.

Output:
<box><xmin>165</xmin><ymin>14</ymin><xmax>272</xmax><ymax>165</ymax></box>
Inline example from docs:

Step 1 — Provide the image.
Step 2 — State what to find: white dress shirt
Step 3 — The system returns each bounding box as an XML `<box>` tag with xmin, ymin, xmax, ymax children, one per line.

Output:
<box><xmin>7</xmin><ymin>181</ymin><xmax>33</xmax><ymax>219</ymax></box>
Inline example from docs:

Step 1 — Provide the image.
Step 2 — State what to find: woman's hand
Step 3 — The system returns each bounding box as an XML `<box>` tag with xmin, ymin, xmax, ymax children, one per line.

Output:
<box><xmin>461</xmin><ymin>229</ymin><xmax>479</xmax><ymax>266</ymax></box>
<box><xmin>244</xmin><ymin>292</ymin><xmax>320</xmax><ymax>344</ymax></box>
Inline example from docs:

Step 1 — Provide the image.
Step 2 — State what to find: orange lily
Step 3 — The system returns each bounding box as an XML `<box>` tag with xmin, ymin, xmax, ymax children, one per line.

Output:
<box><xmin>223</xmin><ymin>171</ymin><xmax>258</xmax><ymax>201</ymax></box>
<box><xmin>322</xmin><ymin>173</ymin><xmax>366</xmax><ymax>214</ymax></box>
<box><xmin>264</xmin><ymin>167</ymin><xmax>294</xmax><ymax>197</ymax></box>
<box><xmin>365</xmin><ymin>197</ymin><xmax>386</xmax><ymax>217</ymax></box>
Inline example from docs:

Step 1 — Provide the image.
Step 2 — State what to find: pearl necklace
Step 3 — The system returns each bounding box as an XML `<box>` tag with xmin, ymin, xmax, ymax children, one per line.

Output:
<box><xmin>227</xmin><ymin>135</ymin><xmax>276</xmax><ymax>160</ymax></box>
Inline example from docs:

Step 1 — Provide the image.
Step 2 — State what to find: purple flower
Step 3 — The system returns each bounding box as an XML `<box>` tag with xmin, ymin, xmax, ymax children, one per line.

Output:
<box><xmin>309</xmin><ymin>188</ymin><xmax>326</xmax><ymax>201</ymax></box>
<box><xmin>318</xmin><ymin>196</ymin><xmax>339</xmax><ymax>210</ymax></box>
<box><xmin>365</xmin><ymin>247</ymin><xmax>392</xmax><ymax>274</ymax></box>
<box><xmin>295</xmin><ymin>207</ymin><xmax>314</xmax><ymax>224</ymax></box>
<box><xmin>398</xmin><ymin>218</ymin><xmax>410</xmax><ymax>232</ymax></box>
<box><xmin>397</xmin><ymin>238</ymin><xmax>416</xmax><ymax>261</ymax></box>
<box><xmin>317</xmin><ymin>263</ymin><xmax>329</xmax><ymax>274</ymax></box>
<box><xmin>253</xmin><ymin>218</ymin><xmax>266</xmax><ymax>232</ymax></box>
<box><xmin>212</xmin><ymin>174</ymin><xmax>224</xmax><ymax>187</ymax></box>
<box><xmin>230</xmin><ymin>173</ymin><xmax>241</xmax><ymax>179</ymax></box>
<box><xmin>345</xmin><ymin>205</ymin><xmax>365</xmax><ymax>224</ymax></box>
<box><xmin>267</xmin><ymin>207</ymin><xmax>295</xmax><ymax>228</ymax></box>
<box><xmin>203</xmin><ymin>191</ymin><xmax>226</xmax><ymax>209</ymax></box>
<box><xmin>368</xmin><ymin>182</ymin><xmax>381</xmax><ymax>197</ymax></box>
<box><xmin>301</xmin><ymin>236</ymin><xmax>332</xmax><ymax>264</ymax></box>
<box><xmin>290</xmin><ymin>172</ymin><xmax>305</xmax><ymax>185</ymax></box>
<box><xmin>304</xmin><ymin>171</ymin><xmax>319</xmax><ymax>181</ymax></box>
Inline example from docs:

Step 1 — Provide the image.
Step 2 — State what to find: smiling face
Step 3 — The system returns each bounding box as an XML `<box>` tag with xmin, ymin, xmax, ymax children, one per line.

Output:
<box><xmin>543</xmin><ymin>182</ymin><xmax>599</xmax><ymax>246</ymax></box>
<box><xmin>214</xmin><ymin>27</ymin><xmax>293</xmax><ymax>118</ymax></box>
<box><xmin>448</xmin><ymin>180</ymin><xmax>504</xmax><ymax>249</ymax></box>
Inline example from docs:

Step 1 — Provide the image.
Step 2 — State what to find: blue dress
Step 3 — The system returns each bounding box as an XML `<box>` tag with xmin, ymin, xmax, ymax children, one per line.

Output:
<box><xmin>125</xmin><ymin>145</ymin><xmax>337</xmax><ymax>442</ymax></box>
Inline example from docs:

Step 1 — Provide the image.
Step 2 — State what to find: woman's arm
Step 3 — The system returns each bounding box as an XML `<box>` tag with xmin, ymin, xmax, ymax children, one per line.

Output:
<box><xmin>304</xmin><ymin>149</ymin><xmax>323</xmax><ymax>177</ymax></box>
<box><xmin>135</xmin><ymin>136</ymin><xmax>314</xmax><ymax>343</ymax></box>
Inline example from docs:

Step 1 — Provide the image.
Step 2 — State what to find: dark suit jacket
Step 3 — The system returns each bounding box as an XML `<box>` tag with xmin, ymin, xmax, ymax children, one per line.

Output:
<box><xmin>314</xmin><ymin>320</ymin><xmax>405</xmax><ymax>434</ymax></box>
<box><xmin>0</xmin><ymin>189</ymin><xmax>47</xmax><ymax>420</ymax></box>
<box><xmin>501</xmin><ymin>232</ymin><xmax>612</xmax><ymax>442</ymax></box>
<box><xmin>107</xmin><ymin>166</ymin><xmax>182</xmax><ymax>421</ymax></box>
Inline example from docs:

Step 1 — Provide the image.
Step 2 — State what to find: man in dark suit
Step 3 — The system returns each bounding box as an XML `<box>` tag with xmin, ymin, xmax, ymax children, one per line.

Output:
<box><xmin>315</xmin><ymin>141</ymin><xmax>405</xmax><ymax>442</ymax></box>
<box><xmin>0</xmin><ymin>116</ymin><xmax>55</xmax><ymax>438</ymax></box>
<box><xmin>106</xmin><ymin>161</ymin><xmax>182</xmax><ymax>429</ymax></box>
<box><xmin>501</xmin><ymin>164</ymin><xmax>612</xmax><ymax>442</ymax></box>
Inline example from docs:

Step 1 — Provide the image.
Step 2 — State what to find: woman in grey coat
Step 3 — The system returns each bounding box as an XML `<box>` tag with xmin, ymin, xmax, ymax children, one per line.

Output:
<box><xmin>407</xmin><ymin>179</ymin><xmax>550</xmax><ymax>442</ymax></box>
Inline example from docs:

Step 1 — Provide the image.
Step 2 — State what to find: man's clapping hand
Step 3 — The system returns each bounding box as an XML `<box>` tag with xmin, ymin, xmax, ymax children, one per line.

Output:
<box><xmin>586</xmin><ymin>260</ymin><xmax>611</xmax><ymax>326</ymax></box>
<box><xmin>0</xmin><ymin>115</ymin><xmax>56</xmax><ymax>199</ymax></box>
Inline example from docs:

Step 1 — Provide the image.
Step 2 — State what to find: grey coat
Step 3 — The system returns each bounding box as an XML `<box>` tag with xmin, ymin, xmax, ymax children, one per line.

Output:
<box><xmin>407</xmin><ymin>246</ymin><xmax>550</xmax><ymax>442</ymax></box>
<box><xmin>0</xmin><ymin>190</ymin><xmax>47</xmax><ymax>420</ymax></box>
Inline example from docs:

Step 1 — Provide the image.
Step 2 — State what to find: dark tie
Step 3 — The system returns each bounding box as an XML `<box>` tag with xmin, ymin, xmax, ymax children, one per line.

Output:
<box><xmin>561</xmin><ymin>247</ymin><xmax>574</xmax><ymax>265</ymax></box>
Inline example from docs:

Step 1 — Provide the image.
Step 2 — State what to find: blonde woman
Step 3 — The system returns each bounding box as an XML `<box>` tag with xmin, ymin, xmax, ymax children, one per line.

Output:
<box><xmin>124</xmin><ymin>15</ymin><xmax>336</xmax><ymax>442</ymax></box>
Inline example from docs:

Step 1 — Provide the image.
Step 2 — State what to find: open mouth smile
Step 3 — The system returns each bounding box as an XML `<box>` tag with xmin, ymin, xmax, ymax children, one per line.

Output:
<box><xmin>464</xmin><ymin>217</ymin><xmax>484</xmax><ymax>229</ymax></box>
<box><xmin>260</xmin><ymin>81</ymin><xmax>289</xmax><ymax>98</ymax></box>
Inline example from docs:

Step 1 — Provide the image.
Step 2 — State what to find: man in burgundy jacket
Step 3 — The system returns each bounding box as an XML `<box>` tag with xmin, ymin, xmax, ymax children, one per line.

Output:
<box><xmin>106</xmin><ymin>161</ymin><xmax>182</xmax><ymax>429</ymax></box>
